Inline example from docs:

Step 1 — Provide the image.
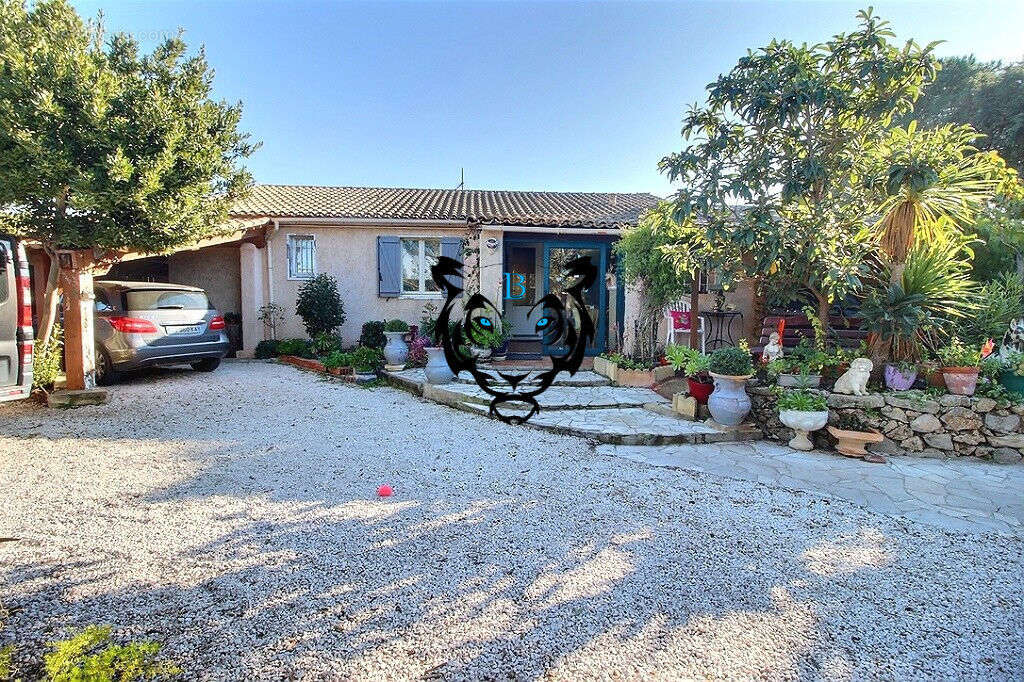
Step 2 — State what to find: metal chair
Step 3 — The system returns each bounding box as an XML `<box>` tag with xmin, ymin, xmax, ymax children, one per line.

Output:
<box><xmin>664</xmin><ymin>299</ymin><xmax>706</xmax><ymax>353</ymax></box>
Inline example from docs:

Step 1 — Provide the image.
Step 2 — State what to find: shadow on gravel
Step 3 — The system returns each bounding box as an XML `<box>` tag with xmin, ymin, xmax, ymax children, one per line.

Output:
<box><xmin>2</xmin><ymin>363</ymin><xmax>1020</xmax><ymax>679</ymax></box>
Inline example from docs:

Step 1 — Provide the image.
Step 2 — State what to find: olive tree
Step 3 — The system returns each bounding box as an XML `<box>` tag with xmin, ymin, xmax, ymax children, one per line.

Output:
<box><xmin>657</xmin><ymin>9</ymin><xmax>939</xmax><ymax>329</ymax></box>
<box><xmin>0</xmin><ymin>0</ymin><xmax>256</xmax><ymax>345</ymax></box>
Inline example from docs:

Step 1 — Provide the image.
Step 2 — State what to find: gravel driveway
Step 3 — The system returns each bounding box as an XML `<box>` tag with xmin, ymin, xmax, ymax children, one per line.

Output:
<box><xmin>1</xmin><ymin>360</ymin><xmax>1021</xmax><ymax>680</ymax></box>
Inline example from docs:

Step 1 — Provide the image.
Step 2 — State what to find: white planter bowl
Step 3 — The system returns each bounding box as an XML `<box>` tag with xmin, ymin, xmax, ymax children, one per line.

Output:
<box><xmin>778</xmin><ymin>409</ymin><xmax>829</xmax><ymax>451</ymax></box>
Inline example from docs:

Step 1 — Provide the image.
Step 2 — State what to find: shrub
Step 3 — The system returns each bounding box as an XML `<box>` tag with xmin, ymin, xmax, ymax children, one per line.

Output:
<box><xmin>383</xmin><ymin>319</ymin><xmax>410</xmax><ymax>333</ymax></box>
<box><xmin>709</xmin><ymin>346</ymin><xmax>753</xmax><ymax>376</ymax></box>
<box><xmin>776</xmin><ymin>388</ymin><xmax>827</xmax><ymax>412</ymax></box>
<box><xmin>295</xmin><ymin>274</ymin><xmax>346</xmax><ymax>338</ymax></box>
<box><xmin>958</xmin><ymin>272</ymin><xmax>1024</xmax><ymax>344</ymax></box>
<box><xmin>349</xmin><ymin>346</ymin><xmax>384</xmax><ymax>372</ymax></box>
<box><xmin>254</xmin><ymin>339</ymin><xmax>280</xmax><ymax>359</ymax></box>
<box><xmin>43</xmin><ymin>625</ymin><xmax>179</xmax><ymax>681</ymax></box>
<box><xmin>937</xmin><ymin>337</ymin><xmax>981</xmax><ymax>368</ymax></box>
<box><xmin>312</xmin><ymin>332</ymin><xmax>341</xmax><ymax>358</ymax></box>
<box><xmin>277</xmin><ymin>338</ymin><xmax>313</xmax><ymax>358</ymax></box>
<box><xmin>420</xmin><ymin>303</ymin><xmax>440</xmax><ymax>343</ymax></box>
<box><xmin>322</xmin><ymin>350</ymin><xmax>351</xmax><ymax>370</ymax></box>
<box><xmin>33</xmin><ymin>322</ymin><xmax>63</xmax><ymax>390</ymax></box>
<box><xmin>664</xmin><ymin>345</ymin><xmax>710</xmax><ymax>379</ymax></box>
<box><xmin>407</xmin><ymin>335</ymin><xmax>430</xmax><ymax>367</ymax></box>
<box><xmin>359</xmin><ymin>321</ymin><xmax>386</xmax><ymax>349</ymax></box>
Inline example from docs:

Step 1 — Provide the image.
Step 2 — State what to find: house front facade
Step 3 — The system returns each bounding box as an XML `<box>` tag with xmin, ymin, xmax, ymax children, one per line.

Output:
<box><xmin>115</xmin><ymin>185</ymin><xmax>662</xmax><ymax>358</ymax></box>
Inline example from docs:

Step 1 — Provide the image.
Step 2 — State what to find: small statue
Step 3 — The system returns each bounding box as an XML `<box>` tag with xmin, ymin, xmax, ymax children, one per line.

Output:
<box><xmin>761</xmin><ymin>332</ymin><xmax>784</xmax><ymax>363</ymax></box>
<box><xmin>833</xmin><ymin>357</ymin><xmax>873</xmax><ymax>396</ymax></box>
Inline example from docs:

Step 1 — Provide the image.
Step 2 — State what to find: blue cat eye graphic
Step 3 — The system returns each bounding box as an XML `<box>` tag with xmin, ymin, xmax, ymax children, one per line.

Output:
<box><xmin>430</xmin><ymin>255</ymin><xmax>597</xmax><ymax>425</ymax></box>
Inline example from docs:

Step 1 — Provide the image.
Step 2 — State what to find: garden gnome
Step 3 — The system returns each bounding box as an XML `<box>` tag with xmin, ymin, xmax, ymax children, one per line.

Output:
<box><xmin>761</xmin><ymin>332</ymin><xmax>784</xmax><ymax>363</ymax></box>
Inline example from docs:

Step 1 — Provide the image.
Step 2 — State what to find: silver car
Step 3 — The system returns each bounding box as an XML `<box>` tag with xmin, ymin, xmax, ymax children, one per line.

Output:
<box><xmin>93</xmin><ymin>280</ymin><xmax>230</xmax><ymax>385</ymax></box>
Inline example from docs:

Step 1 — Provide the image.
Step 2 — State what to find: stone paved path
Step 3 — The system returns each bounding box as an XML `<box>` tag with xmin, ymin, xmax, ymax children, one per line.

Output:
<box><xmin>599</xmin><ymin>441</ymin><xmax>1024</xmax><ymax>534</ymax></box>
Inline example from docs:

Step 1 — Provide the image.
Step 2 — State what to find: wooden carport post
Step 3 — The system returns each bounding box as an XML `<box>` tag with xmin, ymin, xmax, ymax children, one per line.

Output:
<box><xmin>689</xmin><ymin>269</ymin><xmax>701</xmax><ymax>350</ymax></box>
<box><xmin>58</xmin><ymin>249</ymin><xmax>96</xmax><ymax>391</ymax></box>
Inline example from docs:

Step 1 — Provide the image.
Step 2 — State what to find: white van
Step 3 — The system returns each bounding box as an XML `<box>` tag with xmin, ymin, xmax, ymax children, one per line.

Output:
<box><xmin>0</xmin><ymin>235</ymin><xmax>33</xmax><ymax>402</ymax></box>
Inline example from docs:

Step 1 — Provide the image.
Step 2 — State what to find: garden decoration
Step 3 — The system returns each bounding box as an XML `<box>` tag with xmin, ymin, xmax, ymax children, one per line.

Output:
<box><xmin>1001</xmin><ymin>319</ymin><xmax>1024</xmax><ymax>356</ymax></box>
<box><xmin>707</xmin><ymin>346</ymin><xmax>754</xmax><ymax>426</ymax></box>
<box><xmin>761</xmin><ymin>331</ymin><xmax>784</xmax><ymax>363</ymax></box>
<box><xmin>827</xmin><ymin>414</ymin><xmax>885</xmax><ymax>463</ymax></box>
<box><xmin>432</xmin><ymin>255</ymin><xmax>596</xmax><ymax>424</ymax></box>
<box><xmin>382</xmin><ymin>319</ymin><xmax>411</xmax><ymax>369</ymax></box>
<box><xmin>423</xmin><ymin>347</ymin><xmax>455</xmax><ymax>384</ymax></box>
<box><xmin>377</xmin><ymin>484</ymin><xmax>393</xmax><ymax>498</ymax></box>
<box><xmin>777</xmin><ymin>389</ymin><xmax>829</xmax><ymax>451</ymax></box>
<box><xmin>832</xmin><ymin>358</ymin><xmax>872</xmax><ymax>396</ymax></box>
<box><xmin>883</xmin><ymin>362</ymin><xmax>918</xmax><ymax>391</ymax></box>
<box><xmin>939</xmin><ymin>339</ymin><xmax>992</xmax><ymax>396</ymax></box>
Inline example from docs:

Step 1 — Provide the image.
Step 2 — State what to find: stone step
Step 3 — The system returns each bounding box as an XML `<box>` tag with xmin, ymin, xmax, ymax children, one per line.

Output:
<box><xmin>426</xmin><ymin>381</ymin><xmax>666</xmax><ymax>410</ymax></box>
<box><xmin>459</xmin><ymin>402</ymin><xmax>763</xmax><ymax>445</ymax></box>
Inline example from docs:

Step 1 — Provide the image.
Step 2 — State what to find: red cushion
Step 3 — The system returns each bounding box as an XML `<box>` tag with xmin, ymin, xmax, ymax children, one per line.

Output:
<box><xmin>670</xmin><ymin>310</ymin><xmax>691</xmax><ymax>330</ymax></box>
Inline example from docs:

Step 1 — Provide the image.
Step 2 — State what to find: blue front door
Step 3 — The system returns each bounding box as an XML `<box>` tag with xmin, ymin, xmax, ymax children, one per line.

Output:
<box><xmin>542</xmin><ymin>241</ymin><xmax>607</xmax><ymax>356</ymax></box>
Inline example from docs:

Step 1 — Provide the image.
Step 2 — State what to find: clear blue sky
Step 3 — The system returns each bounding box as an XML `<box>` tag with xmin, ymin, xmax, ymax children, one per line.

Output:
<box><xmin>73</xmin><ymin>1</ymin><xmax>1024</xmax><ymax>197</ymax></box>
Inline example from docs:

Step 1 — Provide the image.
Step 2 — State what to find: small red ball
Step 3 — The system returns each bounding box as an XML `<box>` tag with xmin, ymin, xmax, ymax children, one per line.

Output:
<box><xmin>377</xmin><ymin>484</ymin><xmax>393</xmax><ymax>497</ymax></box>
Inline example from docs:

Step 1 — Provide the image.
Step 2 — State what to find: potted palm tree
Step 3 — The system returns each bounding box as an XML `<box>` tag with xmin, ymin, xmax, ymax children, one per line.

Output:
<box><xmin>777</xmin><ymin>389</ymin><xmax>829</xmax><ymax>451</ymax></box>
<box><xmin>707</xmin><ymin>346</ymin><xmax>754</xmax><ymax>426</ymax></box>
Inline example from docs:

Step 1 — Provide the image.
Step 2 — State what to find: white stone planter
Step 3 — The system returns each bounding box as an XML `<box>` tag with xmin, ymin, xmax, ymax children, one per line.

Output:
<box><xmin>424</xmin><ymin>347</ymin><xmax>454</xmax><ymax>384</ymax></box>
<box><xmin>383</xmin><ymin>331</ymin><xmax>409</xmax><ymax>369</ymax></box>
<box><xmin>779</xmin><ymin>409</ymin><xmax>829</xmax><ymax>451</ymax></box>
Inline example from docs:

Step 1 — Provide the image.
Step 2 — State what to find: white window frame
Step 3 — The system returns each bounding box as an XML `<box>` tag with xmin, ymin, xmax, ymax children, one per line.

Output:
<box><xmin>287</xmin><ymin>234</ymin><xmax>316</xmax><ymax>280</ymax></box>
<box><xmin>399</xmin><ymin>237</ymin><xmax>443</xmax><ymax>298</ymax></box>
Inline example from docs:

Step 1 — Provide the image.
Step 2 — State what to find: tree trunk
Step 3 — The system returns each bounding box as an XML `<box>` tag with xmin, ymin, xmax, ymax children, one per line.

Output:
<box><xmin>881</xmin><ymin>201</ymin><xmax>916</xmax><ymax>285</ymax></box>
<box><xmin>35</xmin><ymin>246</ymin><xmax>61</xmax><ymax>346</ymax></box>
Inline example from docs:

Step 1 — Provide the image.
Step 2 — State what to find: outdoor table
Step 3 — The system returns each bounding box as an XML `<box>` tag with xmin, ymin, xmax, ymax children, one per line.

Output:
<box><xmin>700</xmin><ymin>309</ymin><xmax>743</xmax><ymax>350</ymax></box>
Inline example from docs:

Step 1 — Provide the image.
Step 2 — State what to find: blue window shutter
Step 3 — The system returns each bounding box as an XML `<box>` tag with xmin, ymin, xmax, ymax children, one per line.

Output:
<box><xmin>378</xmin><ymin>236</ymin><xmax>401</xmax><ymax>297</ymax></box>
<box><xmin>440</xmin><ymin>237</ymin><xmax>464</xmax><ymax>292</ymax></box>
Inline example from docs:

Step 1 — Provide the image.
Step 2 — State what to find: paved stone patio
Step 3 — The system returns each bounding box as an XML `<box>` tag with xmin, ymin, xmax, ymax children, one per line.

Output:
<box><xmin>385</xmin><ymin>367</ymin><xmax>761</xmax><ymax>445</ymax></box>
<box><xmin>599</xmin><ymin>441</ymin><xmax>1024</xmax><ymax>534</ymax></box>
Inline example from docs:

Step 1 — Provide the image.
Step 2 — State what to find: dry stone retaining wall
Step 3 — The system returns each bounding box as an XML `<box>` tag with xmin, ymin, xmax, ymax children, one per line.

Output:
<box><xmin>749</xmin><ymin>386</ymin><xmax>1024</xmax><ymax>464</ymax></box>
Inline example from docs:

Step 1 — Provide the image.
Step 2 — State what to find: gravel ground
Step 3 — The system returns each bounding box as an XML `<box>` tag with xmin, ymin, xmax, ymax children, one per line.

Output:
<box><xmin>1</xmin><ymin>360</ymin><xmax>1022</xmax><ymax>681</ymax></box>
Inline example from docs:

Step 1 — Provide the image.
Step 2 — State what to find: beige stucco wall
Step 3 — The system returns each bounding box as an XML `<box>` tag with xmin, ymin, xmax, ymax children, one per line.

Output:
<box><xmin>168</xmin><ymin>246</ymin><xmax>242</xmax><ymax>315</ymax></box>
<box><xmin>266</xmin><ymin>225</ymin><xmax>469</xmax><ymax>345</ymax></box>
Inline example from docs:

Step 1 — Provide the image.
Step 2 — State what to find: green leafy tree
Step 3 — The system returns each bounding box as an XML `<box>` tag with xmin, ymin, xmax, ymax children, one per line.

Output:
<box><xmin>862</xmin><ymin>121</ymin><xmax>1019</xmax><ymax>282</ymax></box>
<box><xmin>657</xmin><ymin>8</ymin><xmax>939</xmax><ymax>329</ymax></box>
<box><xmin>0</xmin><ymin>0</ymin><xmax>256</xmax><ymax>344</ymax></box>
<box><xmin>295</xmin><ymin>274</ymin><xmax>346</xmax><ymax>338</ymax></box>
<box><xmin>895</xmin><ymin>56</ymin><xmax>1024</xmax><ymax>171</ymax></box>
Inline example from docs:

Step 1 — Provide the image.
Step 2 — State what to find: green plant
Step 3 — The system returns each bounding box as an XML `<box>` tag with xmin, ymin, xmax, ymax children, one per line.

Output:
<box><xmin>664</xmin><ymin>344</ymin><xmax>696</xmax><ymax>371</ymax></box>
<box><xmin>322</xmin><ymin>350</ymin><xmax>351</xmax><ymax>370</ymax></box>
<box><xmin>312</xmin><ymin>332</ymin><xmax>341</xmax><ymax>358</ymax></box>
<box><xmin>709</xmin><ymin>346</ymin><xmax>753</xmax><ymax>377</ymax></box>
<box><xmin>937</xmin><ymin>337</ymin><xmax>981</xmax><ymax>367</ymax></box>
<box><xmin>348</xmin><ymin>346</ymin><xmax>384</xmax><ymax>373</ymax></box>
<box><xmin>33</xmin><ymin>322</ymin><xmax>63</xmax><ymax>390</ymax></box>
<box><xmin>257</xmin><ymin>303</ymin><xmax>285</xmax><ymax>339</ymax></box>
<box><xmin>295</xmin><ymin>274</ymin><xmax>346</xmax><ymax>338</ymax></box>
<box><xmin>834</xmin><ymin>412</ymin><xmax>871</xmax><ymax>432</ymax></box>
<box><xmin>801</xmin><ymin>305</ymin><xmax>827</xmax><ymax>353</ymax></box>
<box><xmin>359</xmin><ymin>321</ymin><xmax>386</xmax><ymax>349</ymax></box>
<box><xmin>276</xmin><ymin>338</ymin><xmax>313</xmax><ymax>359</ymax></box>
<box><xmin>253</xmin><ymin>339</ymin><xmax>280</xmax><ymax>359</ymax></box>
<box><xmin>43</xmin><ymin>625</ymin><xmax>179</xmax><ymax>681</ymax></box>
<box><xmin>420</xmin><ymin>304</ymin><xmax>440</xmax><ymax>343</ymax></box>
<box><xmin>383</xmin><ymin>319</ymin><xmax>410</xmax><ymax>333</ymax></box>
<box><xmin>1001</xmin><ymin>351</ymin><xmax>1024</xmax><ymax>377</ymax></box>
<box><xmin>958</xmin><ymin>272</ymin><xmax>1024</xmax><ymax>344</ymax></box>
<box><xmin>618</xmin><ymin>356</ymin><xmax>657</xmax><ymax>371</ymax></box>
<box><xmin>776</xmin><ymin>388</ymin><xmax>828</xmax><ymax>412</ymax></box>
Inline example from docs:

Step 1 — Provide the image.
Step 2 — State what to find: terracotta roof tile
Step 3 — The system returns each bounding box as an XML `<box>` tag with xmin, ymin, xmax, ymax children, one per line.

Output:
<box><xmin>231</xmin><ymin>184</ymin><xmax>659</xmax><ymax>228</ymax></box>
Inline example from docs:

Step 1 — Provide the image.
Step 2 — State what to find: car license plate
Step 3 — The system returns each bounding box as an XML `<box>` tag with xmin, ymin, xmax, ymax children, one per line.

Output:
<box><xmin>172</xmin><ymin>324</ymin><xmax>204</xmax><ymax>336</ymax></box>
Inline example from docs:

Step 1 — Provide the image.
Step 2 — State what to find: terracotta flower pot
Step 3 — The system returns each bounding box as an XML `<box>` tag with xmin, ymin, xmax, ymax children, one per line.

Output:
<box><xmin>942</xmin><ymin>366</ymin><xmax>979</xmax><ymax>396</ymax></box>
<box><xmin>827</xmin><ymin>426</ymin><xmax>884</xmax><ymax>457</ymax></box>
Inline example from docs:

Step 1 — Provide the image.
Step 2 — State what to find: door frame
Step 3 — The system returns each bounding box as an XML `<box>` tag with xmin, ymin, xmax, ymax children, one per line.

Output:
<box><xmin>542</xmin><ymin>239</ymin><xmax>608</xmax><ymax>356</ymax></box>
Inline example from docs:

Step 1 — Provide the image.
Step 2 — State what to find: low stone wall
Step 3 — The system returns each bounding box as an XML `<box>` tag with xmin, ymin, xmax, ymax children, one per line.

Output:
<box><xmin>749</xmin><ymin>386</ymin><xmax>1024</xmax><ymax>464</ymax></box>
